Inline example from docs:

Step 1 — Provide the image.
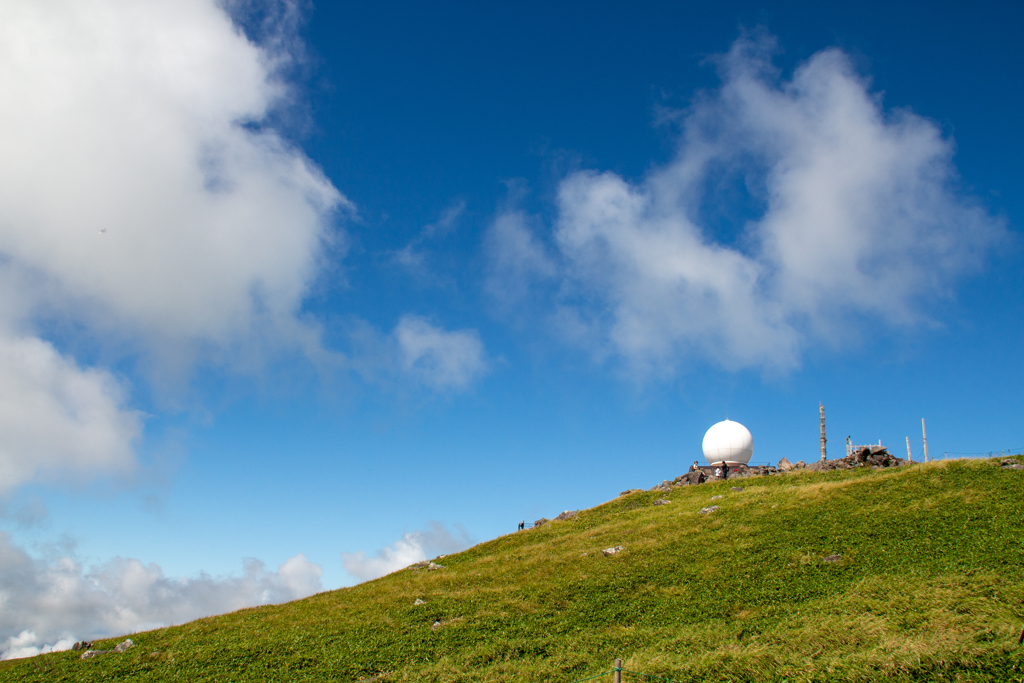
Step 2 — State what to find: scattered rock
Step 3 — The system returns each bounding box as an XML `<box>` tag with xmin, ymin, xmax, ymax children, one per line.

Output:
<box><xmin>553</xmin><ymin>510</ymin><xmax>578</xmax><ymax>522</ymax></box>
<box><xmin>71</xmin><ymin>641</ymin><xmax>92</xmax><ymax>652</ymax></box>
<box><xmin>731</xmin><ymin>487</ymin><xmax>744</xmax><ymax>492</ymax></box>
<box><xmin>698</xmin><ymin>506</ymin><xmax>720</xmax><ymax>515</ymax></box>
<box><xmin>649</xmin><ymin>480</ymin><xmax>674</xmax><ymax>492</ymax></box>
<box><xmin>80</xmin><ymin>639</ymin><xmax>133</xmax><ymax>660</ymax></box>
<box><xmin>710</xmin><ymin>495</ymin><xmax>724</xmax><ymax>501</ymax></box>
<box><xmin>619</xmin><ymin>489</ymin><xmax>643</xmax><ymax>496</ymax></box>
<box><xmin>427</xmin><ymin>562</ymin><xmax>445</xmax><ymax>570</ymax></box>
<box><xmin>602</xmin><ymin>545</ymin><xmax>624</xmax><ymax>556</ymax></box>
<box><xmin>793</xmin><ymin>460</ymin><xmax>806</xmax><ymax>469</ymax></box>
<box><xmin>533</xmin><ymin>518</ymin><xmax>550</xmax><ymax>528</ymax></box>
<box><xmin>777</xmin><ymin>457</ymin><xmax>794</xmax><ymax>472</ymax></box>
<box><xmin>413</xmin><ymin>598</ymin><xmax>425</xmax><ymax>605</ymax></box>
<box><xmin>653</xmin><ymin>499</ymin><xmax>671</xmax><ymax>505</ymax></box>
<box><xmin>1001</xmin><ymin>459</ymin><xmax>1024</xmax><ymax>470</ymax></box>
<box><xmin>823</xmin><ymin>554</ymin><xmax>843</xmax><ymax>563</ymax></box>
<box><xmin>431</xmin><ymin>620</ymin><xmax>442</xmax><ymax>631</ymax></box>
<box><xmin>674</xmin><ymin>471</ymin><xmax>707</xmax><ymax>486</ymax></box>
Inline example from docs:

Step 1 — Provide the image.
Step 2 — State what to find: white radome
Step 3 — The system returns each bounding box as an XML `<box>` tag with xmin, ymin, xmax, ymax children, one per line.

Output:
<box><xmin>702</xmin><ymin>419</ymin><xmax>754</xmax><ymax>465</ymax></box>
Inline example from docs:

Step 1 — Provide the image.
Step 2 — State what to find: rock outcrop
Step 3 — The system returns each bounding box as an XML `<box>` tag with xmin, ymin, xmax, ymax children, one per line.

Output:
<box><xmin>673</xmin><ymin>471</ymin><xmax>706</xmax><ymax>486</ymax></box>
<box><xmin>80</xmin><ymin>639</ymin><xmax>133</xmax><ymax>660</ymax></box>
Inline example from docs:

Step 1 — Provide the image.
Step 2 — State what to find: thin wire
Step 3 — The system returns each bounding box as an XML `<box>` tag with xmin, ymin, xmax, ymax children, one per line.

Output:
<box><xmin>563</xmin><ymin>670</ymin><xmax>612</xmax><ymax>683</ymax></box>
<box><xmin>943</xmin><ymin>449</ymin><xmax>1024</xmax><ymax>456</ymax></box>
<box><xmin>621</xmin><ymin>668</ymin><xmax>687</xmax><ymax>683</ymax></box>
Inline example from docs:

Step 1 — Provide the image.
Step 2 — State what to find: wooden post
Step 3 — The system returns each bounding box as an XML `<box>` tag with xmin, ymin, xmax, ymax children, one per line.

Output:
<box><xmin>922</xmin><ymin>419</ymin><xmax>929</xmax><ymax>463</ymax></box>
<box><xmin>613</xmin><ymin>658</ymin><xmax>622</xmax><ymax>683</ymax></box>
<box><xmin>906</xmin><ymin>436</ymin><xmax>912</xmax><ymax>462</ymax></box>
<box><xmin>819</xmin><ymin>403</ymin><xmax>827</xmax><ymax>462</ymax></box>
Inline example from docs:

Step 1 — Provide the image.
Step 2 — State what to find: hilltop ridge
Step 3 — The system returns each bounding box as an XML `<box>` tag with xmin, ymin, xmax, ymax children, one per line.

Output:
<box><xmin>2</xmin><ymin>457</ymin><xmax>1023</xmax><ymax>682</ymax></box>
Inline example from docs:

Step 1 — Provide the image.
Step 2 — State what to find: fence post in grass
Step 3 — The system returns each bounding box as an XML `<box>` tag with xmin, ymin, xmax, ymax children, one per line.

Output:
<box><xmin>922</xmin><ymin>418</ymin><xmax>929</xmax><ymax>463</ymax></box>
<box><xmin>613</xmin><ymin>658</ymin><xmax>622</xmax><ymax>683</ymax></box>
<box><xmin>819</xmin><ymin>403</ymin><xmax>827</xmax><ymax>462</ymax></box>
<box><xmin>906</xmin><ymin>436</ymin><xmax>912</xmax><ymax>462</ymax></box>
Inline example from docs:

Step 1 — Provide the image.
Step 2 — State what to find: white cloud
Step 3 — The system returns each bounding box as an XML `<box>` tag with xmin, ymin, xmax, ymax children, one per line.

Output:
<box><xmin>0</xmin><ymin>0</ymin><xmax>347</xmax><ymax>488</ymax></box>
<box><xmin>393</xmin><ymin>200</ymin><xmax>467</xmax><ymax>278</ymax></box>
<box><xmin>343</xmin><ymin>316</ymin><xmax>489</xmax><ymax>392</ymax></box>
<box><xmin>1</xmin><ymin>632</ymin><xmax>77</xmax><ymax>661</ymax></box>
<box><xmin>483</xmin><ymin>209</ymin><xmax>556</xmax><ymax>306</ymax></box>
<box><xmin>491</xmin><ymin>33</ymin><xmax>1003</xmax><ymax>376</ymax></box>
<box><xmin>0</xmin><ymin>0</ymin><xmax>345</xmax><ymax>354</ymax></box>
<box><xmin>341</xmin><ymin>522</ymin><xmax>473</xmax><ymax>583</ymax></box>
<box><xmin>0</xmin><ymin>335</ymin><xmax>142</xmax><ymax>493</ymax></box>
<box><xmin>394</xmin><ymin>316</ymin><xmax>487</xmax><ymax>391</ymax></box>
<box><xmin>422</xmin><ymin>200</ymin><xmax>467</xmax><ymax>239</ymax></box>
<box><xmin>0</xmin><ymin>531</ymin><xmax>322</xmax><ymax>660</ymax></box>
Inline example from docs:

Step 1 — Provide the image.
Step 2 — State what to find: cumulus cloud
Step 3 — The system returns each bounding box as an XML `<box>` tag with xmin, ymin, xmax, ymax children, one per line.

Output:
<box><xmin>0</xmin><ymin>0</ymin><xmax>347</xmax><ymax>487</ymax></box>
<box><xmin>0</xmin><ymin>0</ymin><xmax>346</xmax><ymax>353</ymax></box>
<box><xmin>0</xmin><ymin>531</ymin><xmax>322</xmax><ymax>660</ymax></box>
<box><xmin>394</xmin><ymin>316</ymin><xmax>488</xmax><ymax>391</ymax></box>
<box><xmin>344</xmin><ymin>316</ymin><xmax>488</xmax><ymax>392</ymax></box>
<box><xmin>489</xmin><ymin>33</ymin><xmax>1003</xmax><ymax>376</ymax></box>
<box><xmin>341</xmin><ymin>522</ymin><xmax>473</xmax><ymax>583</ymax></box>
<box><xmin>0</xmin><ymin>335</ymin><xmax>142</xmax><ymax>493</ymax></box>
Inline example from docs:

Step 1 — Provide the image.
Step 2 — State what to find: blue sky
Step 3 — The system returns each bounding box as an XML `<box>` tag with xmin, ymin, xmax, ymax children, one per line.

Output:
<box><xmin>0</xmin><ymin>0</ymin><xmax>1022</xmax><ymax>658</ymax></box>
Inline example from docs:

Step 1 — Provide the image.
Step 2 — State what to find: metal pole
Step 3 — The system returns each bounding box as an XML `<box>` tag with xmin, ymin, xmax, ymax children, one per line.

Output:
<box><xmin>906</xmin><ymin>436</ymin><xmax>912</xmax><ymax>462</ymax></box>
<box><xmin>819</xmin><ymin>403</ymin><xmax>827</xmax><ymax>461</ymax></box>
<box><xmin>613</xmin><ymin>658</ymin><xmax>622</xmax><ymax>683</ymax></box>
<box><xmin>922</xmin><ymin>419</ymin><xmax>929</xmax><ymax>463</ymax></box>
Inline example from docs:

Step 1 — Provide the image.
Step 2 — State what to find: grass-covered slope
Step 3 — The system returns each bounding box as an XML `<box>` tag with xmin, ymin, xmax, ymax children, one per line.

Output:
<box><xmin>3</xmin><ymin>458</ymin><xmax>1024</xmax><ymax>682</ymax></box>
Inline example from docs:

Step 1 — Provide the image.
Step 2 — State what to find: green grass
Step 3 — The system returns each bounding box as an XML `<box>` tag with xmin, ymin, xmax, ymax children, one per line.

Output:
<box><xmin>3</xmin><ymin>458</ymin><xmax>1024</xmax><ymax>682</ymax></box>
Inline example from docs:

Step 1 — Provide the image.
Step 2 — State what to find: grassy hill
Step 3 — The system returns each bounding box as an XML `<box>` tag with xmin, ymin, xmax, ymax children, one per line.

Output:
<box><xmin>3</xmin><ymin>457</ymin><xmax>1024</xmax><ymax>682</ymax></box>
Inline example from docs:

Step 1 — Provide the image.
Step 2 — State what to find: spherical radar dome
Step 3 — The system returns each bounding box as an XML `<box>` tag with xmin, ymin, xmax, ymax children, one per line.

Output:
<box><xmin>702</xmin><ymin>419</ymin><xmax>754</xmax><ymax>465</ymax></box>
